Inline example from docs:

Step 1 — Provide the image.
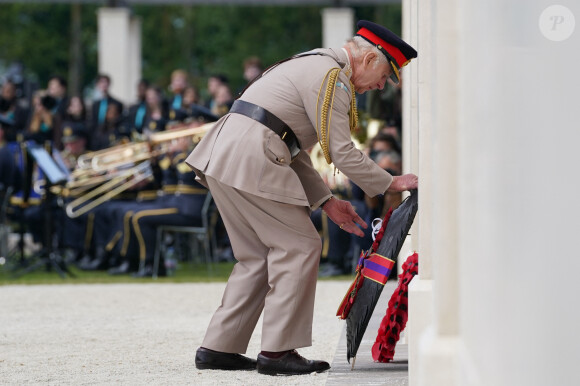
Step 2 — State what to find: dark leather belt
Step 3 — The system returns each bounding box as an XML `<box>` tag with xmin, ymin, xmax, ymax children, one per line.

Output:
<box><xmin>229</xmin><ymin>100</ymin><xmax>301</xmax><ymax>161</ymax></box>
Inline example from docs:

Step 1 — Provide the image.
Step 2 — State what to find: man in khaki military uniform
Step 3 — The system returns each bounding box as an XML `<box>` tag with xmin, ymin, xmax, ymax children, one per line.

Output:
<box><xmin>187</xmin><ymin>20</ymin><xmax>418</xmax><ymax>376</ymax></box>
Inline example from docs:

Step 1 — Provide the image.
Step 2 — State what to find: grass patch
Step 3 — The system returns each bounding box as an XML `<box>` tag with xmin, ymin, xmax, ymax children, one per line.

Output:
<box><xmin>0</xmin><ymin>259</ymin><xmax>236</xmax><ymax>286</ymax></box>
<box><xmin>0</xmin><ymin>256</ymin><xmax>353</xmax><ymax>286</ymax></box>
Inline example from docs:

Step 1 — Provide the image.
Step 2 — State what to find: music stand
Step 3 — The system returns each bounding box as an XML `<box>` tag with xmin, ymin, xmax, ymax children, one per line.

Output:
<box><xmin>13</xmin><ymin>143</ymin><xmax>74</xmax><ymax>278</ymax></box>
<box><xmin>5</xmin><ymin>141</ymin><xmax>34</xmax><ymax>269</ymax></box>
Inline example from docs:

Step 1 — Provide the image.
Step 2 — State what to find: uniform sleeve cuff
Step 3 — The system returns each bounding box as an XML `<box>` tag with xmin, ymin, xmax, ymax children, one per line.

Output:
<box><xmin>311</xmin><ymin>194</ymin><xmax>333</xmax><ymax>211</ymax></box>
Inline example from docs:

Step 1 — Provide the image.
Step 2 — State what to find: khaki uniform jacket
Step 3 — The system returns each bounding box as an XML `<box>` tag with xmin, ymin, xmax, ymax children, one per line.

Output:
<box><xmin>185</xmin><ymin>47</ymin><xmax>393</xmax><ymax>209</ymax></box>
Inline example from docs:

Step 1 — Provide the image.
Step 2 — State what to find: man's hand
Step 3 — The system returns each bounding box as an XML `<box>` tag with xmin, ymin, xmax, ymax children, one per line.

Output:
<box><xmin>387</xmin><ymin>174</ymin><xmax>418</xmax><ymax>192</ymax></box>
<box><xmin>322</xmin><ymin>197</ymin><xmax>367</xmax><ymax>237</ymax></box>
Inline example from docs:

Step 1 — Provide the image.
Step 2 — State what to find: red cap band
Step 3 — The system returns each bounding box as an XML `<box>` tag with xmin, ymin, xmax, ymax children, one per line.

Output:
<box><xmin>356</xmin><ymin>27</ymin><xmax>408</xmax><ymax>68</ymax></box>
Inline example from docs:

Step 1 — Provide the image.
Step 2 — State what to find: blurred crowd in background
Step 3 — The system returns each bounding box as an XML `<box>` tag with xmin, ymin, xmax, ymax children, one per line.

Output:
<box><xmin>0</xmin><ymin>55</ymin><xmax>405</xmax><ymax>279</ymax></box>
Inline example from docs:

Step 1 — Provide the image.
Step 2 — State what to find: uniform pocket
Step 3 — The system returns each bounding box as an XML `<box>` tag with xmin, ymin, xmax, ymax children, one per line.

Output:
<box><xmin>264</xmin><ymin>134</ymin><xmax>291</xmax><ymax>165</ymax></box>
<box><xmin>258</xmin><ymin>134</ymin><xmax>307</xmax><ymax>200</ymax></box>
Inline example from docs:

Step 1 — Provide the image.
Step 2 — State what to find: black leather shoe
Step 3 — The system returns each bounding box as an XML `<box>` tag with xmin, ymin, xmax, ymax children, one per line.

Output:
<box><xmin>195</xmin><ymin>347</ymin><xmax>257</xmax><ymax>371</ymax></box>
<box><xmin>76</xmin><ymin>254</ymin><xmax>92</xmax><ymax>267</ymax></box>
<box><xmin>257</xmin><ymin>350</ymin><xmax>330</xmax><ymax>376</ymax></box>
<box><xmin>108</xmin><ymin>261</ymin><xmax>133</xmax><ymax>275</ymax></box>
<box><xmin>131</xmin><ymin>266</ymin><xmax>153</xmax><ymax>278</ymax></box>
<box><xmin>78</xmin><ymin>257</ymin><xmax>108</xmax><ymax>271</ymax></box>
<box><xmin>131</xmin><ymin>265</ymin><xmax>166</xmax><ymax>278</ymax></box>
<box><xmin>79</xmin><ymin>248</ymin><xmax>111</xmax><ymax>271</ymax></box>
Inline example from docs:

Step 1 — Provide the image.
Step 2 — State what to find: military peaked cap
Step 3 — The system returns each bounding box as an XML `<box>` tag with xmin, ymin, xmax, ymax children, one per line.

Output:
<box><xmin>356</xmin><ymin>20</ymin><xmax>418</xmax><ymax>84</ymax></box>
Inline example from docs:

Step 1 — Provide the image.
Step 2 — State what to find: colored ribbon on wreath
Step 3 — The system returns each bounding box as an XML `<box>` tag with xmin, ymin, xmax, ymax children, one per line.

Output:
<box><xmin>336</xmin><ymin>208</ymin><xmax>394</xmax><ymax>320</ymax></box>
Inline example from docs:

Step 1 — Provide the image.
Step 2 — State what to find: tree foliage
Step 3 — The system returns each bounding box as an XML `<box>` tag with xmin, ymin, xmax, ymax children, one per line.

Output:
<box><xmin>0</xmin><ymin>3</ymin><xmax>99</xmax><ymax>91</ymax></box>
<box><xmin>136</xmin><ymin>5</ymin><xmax>326</xmax><ymax>94</ymax></box>
<box><xmin>0</xmin><ymin>3</ymin><xmax>402</xmax><ymax>99</ymax></box>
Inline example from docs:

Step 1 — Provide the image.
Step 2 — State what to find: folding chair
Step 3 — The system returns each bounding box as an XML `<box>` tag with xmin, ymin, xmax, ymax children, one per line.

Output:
<box><xmin>152</xmin><ymin>192</ymin><xmax>216</xmax><ymax>278</ymax></box>
<box><xmin>0</xmin><ymin>187</ymin><xmax>14</xmax><ymax>259</ymax></box>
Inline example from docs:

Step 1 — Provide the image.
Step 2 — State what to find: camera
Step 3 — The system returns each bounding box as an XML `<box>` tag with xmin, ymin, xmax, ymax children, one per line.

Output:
<box><xmin>0</xmin><ymin>97</ymin><xmax>10</xmax><ymax>113</ymax></box>
<box><xmin>41</xmin><ymin>95</ymin><xmax>57</xmax><ymax>110</ymax></box>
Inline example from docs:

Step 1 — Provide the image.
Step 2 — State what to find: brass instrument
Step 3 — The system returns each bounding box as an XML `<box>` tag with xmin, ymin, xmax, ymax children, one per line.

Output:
<box><xmin>76</xmin><ymin>142</ymin><xmax>151</xmax><ymax>172</ymax></box>
<box><xmin>74</xmin><ymin>123</ymin><xmax>210</xmax><ymax>174</ymax></box>
<box><xmin>310</xmin><ymin>143</ymin><xmax>350</xmax><ymax>191</ymax></box>
<box><xmin>148</xmin><ymin>123</ymin><xmax>210</xmax><ymax>144</ymax></box>
<box><xmin>63</xmin><ymin>121</ymin><xmax>214</xmax><ymax>218</ymax></box>
<box><xmin>65</xmin><ymin>161</ymin><xmax>154</xmax><ymax>218</ymax></box>
<box><xmin>309</xmin><ymin>135</ymin><xmax>367</xmax><ymax>197</ymax></box>
<box><xmin>66</xmin><ymin>167</ymin><xmax>135</xmax><ymax>197</ymax></box>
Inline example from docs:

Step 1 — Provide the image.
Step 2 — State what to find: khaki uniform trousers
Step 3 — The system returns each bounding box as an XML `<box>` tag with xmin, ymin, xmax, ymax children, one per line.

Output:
<box><xmin>202</xmin><ymin>176</ymin><xmax>322</xmax><ymax>353</ymax></box>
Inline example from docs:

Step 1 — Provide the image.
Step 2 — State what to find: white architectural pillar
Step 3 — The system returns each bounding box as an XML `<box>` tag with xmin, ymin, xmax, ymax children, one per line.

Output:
<box><xmin>98</xmin><ymin>7</ymin><xmax>141</xmax><ymax>105</ymax></box>
<box><xmin>403</xmin><ymin>0</ymin><xmax>420</xmax><ymax>253</ymax></box>
<box><xmin>455</xmin><ymin>1</ymin><xmax>580</xmax><ymax>385</ymax></box>
<box><xmin>401</xmin><ymin>0</ymin><xmax>413</xmax><ymax>182</ymax></box>
<box><xmin>408</xmin><ymin>0</ymin><xmax>435</xmax><ymax>384</ymax></box>
<box><xmin>415</xmin><ymin>0</ymin><xmax>434</xmax><ymax>283</ymax></box>
<box><xmin>411</xmin><ymin>0</ymin><xmax>580</xmax><ymax>385</ymax></box>
<box><xmin>321</xmin><ymin>8</ymin><xmax>354</xmax><ymax>49</ymax></box>
<box><xmin>400</xmin><ymin>0</ymin><xmax>420</xmax><ymax>271</ymax></box>
<box><xmin>415</xmin><ymin>0</ymin><xmax>461</xmax><ymax>383</ymax></box>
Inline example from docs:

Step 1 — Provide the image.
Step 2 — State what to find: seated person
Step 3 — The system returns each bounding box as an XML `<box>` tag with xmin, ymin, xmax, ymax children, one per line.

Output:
<box><xmin>107</xmin><ymin>137</ymin><xmax>209</xmax><ymax>277</ymax></box>
<box><xmin>0</xmin><ymin>116</ymin><xmax>21</xmax><ymax>194</ymax></box>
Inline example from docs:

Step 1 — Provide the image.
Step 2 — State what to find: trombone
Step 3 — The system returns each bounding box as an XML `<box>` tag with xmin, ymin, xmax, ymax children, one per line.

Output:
<box><xmin>65</xmin><ymin>161</ymin><xmax>153</xmax><ymax>218</ymax></box>
<box><xmin>63</xmin><ymin>121</ymin><xmax>214</xmax><ymax>218</ymax></box>
<box><xmin>76</xmin><ymin>141</ymin><xmax>151</xmax><ymax>173</ymax></box>
<box><xmin>73</xmin><ymin>123</ymin><xmax>210</xmax><ymax>175</ymax></box>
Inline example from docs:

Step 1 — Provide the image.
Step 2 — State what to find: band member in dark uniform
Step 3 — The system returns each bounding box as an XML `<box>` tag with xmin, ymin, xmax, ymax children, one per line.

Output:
<box><xmin>91</xmin><ymin>74</ymin><xmax>123</xmax><ymax>129</ymax></box>
<box><xmin>0</xmin><ymin>116</ymin><xmax>21</xmax><ymax>193</ymax></box>
<box><xmin>0</xmin><ymin>80</ymin><xmax>28</xmax><ymax>142</ymax></box>
<box><xmin>125</xmin><ymin>79</ymin><xmax>150</xmax><ymax>135</ymax></box>
<box><xmin>107</xmin><ymin>135</ymin><xmax>208</xmax><ymax>277</ymax></box>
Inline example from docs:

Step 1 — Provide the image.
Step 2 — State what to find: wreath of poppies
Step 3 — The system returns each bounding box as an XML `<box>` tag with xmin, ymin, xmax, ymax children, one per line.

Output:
<box><xmin>372</xmin><ymin>252</ymin><xmax>419</xmax><ymax>362</ymax></box>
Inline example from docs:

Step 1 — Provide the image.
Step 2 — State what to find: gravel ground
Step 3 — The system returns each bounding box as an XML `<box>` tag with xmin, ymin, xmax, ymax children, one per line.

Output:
<box><xmin>0</xmin><ymin>281</ymin><xmax>350</xmax><ymax>385</ymax></box>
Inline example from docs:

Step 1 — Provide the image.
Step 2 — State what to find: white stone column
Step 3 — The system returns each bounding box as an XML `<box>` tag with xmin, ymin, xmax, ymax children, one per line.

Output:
<box><xmin>455</xmin><ymin>1</ymin><xmax>580</xmax><ymax>385</ymax></box>
<box><xmin>403</xmin><ymin>0</ymin><xmax>420</xmax><ymax>252</ymax></box>
<box><xmin>411</xmin><ymin>0</ymin><xmax>580</xmax><ymax>385</ymax></box>
<box><xmin>401</xmin><ymin>0</ymin><xmax>412</xmax><ymax>181</ymax></box>
<box><xmin>400</xmin><ymin>0</ymin><xmax>420</xmax><ymax>271</ymax></box>
<box><xmin>321</xmin><ymin>8</ymin><xmax>354</xmax><ymax>48</ymax></box>
<box><xmin>98</xmin><ymin>7</ymin><xmax>141</xmax><ymax>106</ymax></box>
<box><xmin>414</xmin><ymin>0</ymin><xmax>461</xmax><ymax>383</ymax></box>
<box><xmin>408</xmin><ymin>0</ymin><xmax>435</xmax><ymax>384</ymax></box>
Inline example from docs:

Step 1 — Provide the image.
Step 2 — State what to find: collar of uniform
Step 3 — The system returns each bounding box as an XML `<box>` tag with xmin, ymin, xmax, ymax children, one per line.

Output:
<box><xmin>309</xmin><ymin>47</ymin><xmax>352</xmax><ymax>79</ymax></box>
<box><xmin>340</xmin><ymin>48</ymin><xmax>353</xmax><ymax>79</ymax></box>
<box><xmin>330</xmin><ymin>47</ymin><xmax>351</xmax><ymax>79</ymax></box>
<box><xmin>340</xmin><ymin>47</ymin><xmax>351</xmax><ymax>67</ymax></box>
